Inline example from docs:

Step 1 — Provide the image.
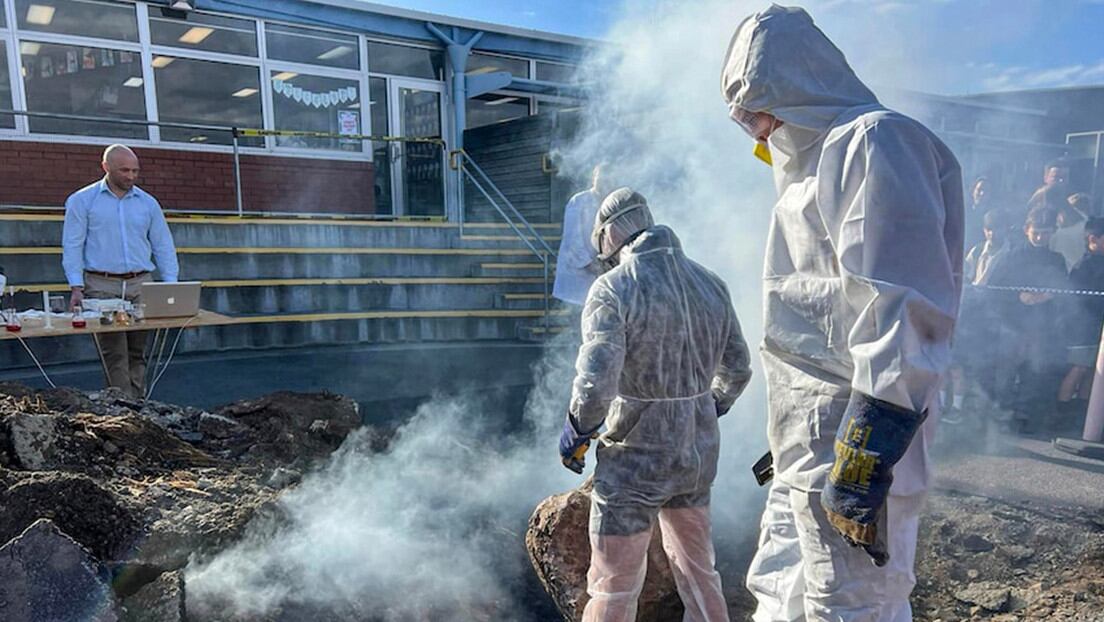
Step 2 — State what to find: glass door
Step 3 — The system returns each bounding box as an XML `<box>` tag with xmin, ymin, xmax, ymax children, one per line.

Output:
<box><xmin>388</xmin><ymin>79</ymin><xmax>445</xmax><ymax>217</ymax></box>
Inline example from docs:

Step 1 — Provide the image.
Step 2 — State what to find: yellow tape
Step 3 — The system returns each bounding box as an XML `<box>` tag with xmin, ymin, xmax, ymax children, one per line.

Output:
<box><xmin>236</xmin><ymin>128</ymin><xmax>444</xmax><ymax>145</ymax></box>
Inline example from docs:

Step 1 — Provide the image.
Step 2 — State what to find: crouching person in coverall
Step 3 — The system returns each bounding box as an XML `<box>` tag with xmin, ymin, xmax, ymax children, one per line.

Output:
<box><xmin>720</xmin><ymin>6</ymin><xmax>964</xmax><ymax>621</ymax></box>
<box><xmin>558</xmin><ymin>188</ymin><xmax>754</xmax><ymax>622</ymax></box>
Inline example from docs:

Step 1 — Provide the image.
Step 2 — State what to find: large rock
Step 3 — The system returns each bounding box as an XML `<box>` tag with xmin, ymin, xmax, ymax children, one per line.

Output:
<box><xmin>526</xmin><ymin>482</ymin><xmax>683</xmax><ymax>622</ymax></box>
<box><xmin>0</xmin><ymin>518</ymin><xmax>119</xmax><ymax>622</ymax></box>
<box><xmin>121</xmin><ymin>570</ymin><xmax>186</xmax><ymax>622</ymax></box>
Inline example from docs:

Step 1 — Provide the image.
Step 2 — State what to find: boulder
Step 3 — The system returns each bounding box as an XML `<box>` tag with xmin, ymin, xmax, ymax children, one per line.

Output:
<box><xmin>122</xmin><ymin>570</ymin><xmax>186</xmax><ymax>622</ymax></box>
<box><xmin>0</xmin><ymin>518</ymin><xmax>119</xmax><ymax>622</ymax></box>
<box><xmin>6</xmin><ymin>413</ymin><xmax>59</xmax><ymax>470</ymax></box>
<box><xmin>526</xmin><ymin>482</ymin><xmax>683</xmax><ymax>622</ymax></box>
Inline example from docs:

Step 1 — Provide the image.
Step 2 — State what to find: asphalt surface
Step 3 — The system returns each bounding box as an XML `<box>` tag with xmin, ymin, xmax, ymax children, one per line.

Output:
<box><xmin>933</xmin><ymin>414</ymin><xmax>1104</xmax><ymax>512</ymax></box>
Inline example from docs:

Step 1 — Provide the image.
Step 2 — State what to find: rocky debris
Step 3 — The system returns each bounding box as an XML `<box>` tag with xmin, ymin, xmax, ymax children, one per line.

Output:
<box><xmin>953</xmin><ymin>582</ymin><xmax>1011</xmax><ymax>612</ymax></box>
<box><xmin>0</xmin><ymin>472</ymin><xmax>141</xmax><ymax>562</ymax></box>
<box><xmin>0</xmin><ymin>382</ymin><xmax>370</xmax><ymax>621</ymax></box>
<box><xmin>213</xmin><ymin>391</ymin><xmax>360</xmax><ymax>467</ymax></box>
<box><xmin>121</xmin><ymin>570</ymin><xmax>185</xmax><ymax>622</ymax></box>
<box><xmin>913</xmin><ymin>490</ymin><xmax>1104</xmax><ymax>621</ymax></box>
<box><xmin>526</xmin><ymin>480</ymin><xmax>685</xmax><ymax>622</ymax></box>
<box><xmin>0</xmin><ymin>518</ymin><xmax>119</xmax><ymax>622</ymax></box>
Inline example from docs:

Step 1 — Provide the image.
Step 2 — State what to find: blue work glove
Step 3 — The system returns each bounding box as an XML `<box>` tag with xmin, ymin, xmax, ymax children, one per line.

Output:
<box><xmin>558</xmin><ymin>414</ymin><xmax>599</xmax><ymax>474</ymax></box>
<box><xmin>821</xmin><ymin>392</ymin><xmax>926</xmax><ymax>567</ymax></box>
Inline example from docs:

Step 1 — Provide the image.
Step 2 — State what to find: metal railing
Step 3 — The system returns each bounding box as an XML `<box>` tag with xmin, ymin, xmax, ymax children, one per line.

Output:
<box><xmin>0</xmin><ymin>109</ymin><xmax>446</xmax><ymax>219</ymax></box>
<box><xmin>450</xmin><ymin>149</ymin><xmax>557</xmax><ymax>336</ymax></box>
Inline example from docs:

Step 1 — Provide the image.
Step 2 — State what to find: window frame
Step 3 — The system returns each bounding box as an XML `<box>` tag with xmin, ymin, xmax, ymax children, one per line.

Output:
<box><xmin>0</xmin><ymin>1</ymin><xmax>505</xmax><ymax>165</ymax></box>
<box><xmin>0</xmin><ymin>0</ymin><xmax>22</xmax><ymax>134</ymax></box>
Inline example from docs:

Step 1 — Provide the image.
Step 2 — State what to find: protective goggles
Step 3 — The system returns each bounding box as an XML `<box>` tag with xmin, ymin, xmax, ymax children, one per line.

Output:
<box><xmin>727</xmin><ymin>100</ymin><xmax>774</xmax><ymax>141</ymax></box>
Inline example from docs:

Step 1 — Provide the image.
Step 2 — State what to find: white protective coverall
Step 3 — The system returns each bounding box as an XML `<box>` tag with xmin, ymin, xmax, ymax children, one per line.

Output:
<box><xmin>554</xmin><ymin>189</ymin><xmax>603</xmax><ymax>305</ymax></box>
<box><xmin>721</xmin><ymin>6</ymin><xmax>964</xmax><ymax>621</ymax></box>
<box><xmin>570</xmin><ymin>224</ymin><xmax>753</xmax><ymax>622</ymax></box>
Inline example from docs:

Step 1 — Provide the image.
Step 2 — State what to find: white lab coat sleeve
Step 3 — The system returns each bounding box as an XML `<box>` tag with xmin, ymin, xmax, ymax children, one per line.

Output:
<box><xmin>562</xmin><ymin>193</ymin><xmax>598</xmax><ymax>270</ymax></box>
<box><xmin>822</xmin><ymin>119</ymin><xmax>961</xmax><ymax>413</ymax></box>
<box><xmin>569</xmin><ymin>279</ymin><xmax>626</xmax><ymax>433</ymax></box>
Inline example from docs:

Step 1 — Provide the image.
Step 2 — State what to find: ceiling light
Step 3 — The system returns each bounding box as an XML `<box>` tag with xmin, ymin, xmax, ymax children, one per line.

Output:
<box><xmin>178</xmin><ymin>26</ymin><xmax>214</xmax><ymax>45</ymax></box>
<box><xmin>484</xmin><ymin>97</ymin><xmax>519</xmax><ymax>106</ymax></box>
<box><xmin>272</xmin><ymin>71</ymin><xmax>298</xmax><ymax>81</ymax></box>
<box><xmin>123</xmin><ymin>77</ymin><xmax>144</xmax><ymax>88</ymax></box>
<box><xmin>20</xmin><ymin>42</ymin><xmax>41</xmax><ymax>56</ymax></box>
<box><xmin>189</xmin><ymin>135</ymin><xmax>208</xmax><ymax>142</ymax></box>
<box><xmin>151</xmin><ymin>56</ymin><xmax>175</xmax><ymax>69</ymax></box>
<box><xmin>232</xmin><ymin>88</ymin><xmax>258</xmax><ymax>98</ymax></box>
<box><xmin>25</xmin><ymin>4</ymin><xmax>55</xmax><ymax>26</ymax></box>
<box><xmin>466</xmin><ymin>67</ymin><xmax>496</xmax><ymax>76</ymax></box>
<box><xmin>170</xmin><ymin>0</ymin><xmax>196</xmax><ymax>10</ymax></box>
<box><xmin>317</xmin><ymin>46</ymin><xmax>353</xmax><ymax>61</ymax></box>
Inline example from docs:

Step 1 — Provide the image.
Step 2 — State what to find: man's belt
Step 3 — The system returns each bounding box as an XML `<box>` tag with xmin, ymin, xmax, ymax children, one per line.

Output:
<box><xmin>84</xmin><ymin>270</ymin><xmax>150</xmax><ymax>280</ymax></box>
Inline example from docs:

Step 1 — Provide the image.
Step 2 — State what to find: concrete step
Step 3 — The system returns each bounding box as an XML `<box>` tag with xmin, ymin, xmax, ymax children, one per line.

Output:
<box><xmin>472</xmin><ymin>261</ymin><xmax>553</xmax><ymax>278</ymax></box>
<box><xmin>0</xmin><ymin>211</ymin><xmax>563</xmax><ymax>249</ymax></box>
<box><xmin>494</xmin><ymin>292</ymin><xmax>557</xmax><ymax>311</ymax></box>
<box><xmin>0</xmin><ymin>247</ymin><xmax>546</xmax><ymax>282</ymax></box>
<box><xmin>517</xmin><ymin>324</ymin><xmax>569</xmax><ymax>341</ymax></box>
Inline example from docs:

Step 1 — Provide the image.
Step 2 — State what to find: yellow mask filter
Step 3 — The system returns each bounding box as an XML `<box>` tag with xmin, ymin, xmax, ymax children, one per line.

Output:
<box><xmin>754</xmin><ymin>141</ymin><xmax>773</xmax><ymax>167</ymax></box>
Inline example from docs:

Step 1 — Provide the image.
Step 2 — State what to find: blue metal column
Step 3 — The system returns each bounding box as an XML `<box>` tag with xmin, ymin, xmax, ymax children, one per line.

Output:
<box><xmin>427</xmin><ymin>24</ymin><xmax>482</xmax><ymax>224</ymax></box>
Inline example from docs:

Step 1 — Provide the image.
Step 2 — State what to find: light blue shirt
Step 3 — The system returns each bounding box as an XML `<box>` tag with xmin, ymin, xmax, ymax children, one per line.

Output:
<box><xmin>62</xmin><ymin>179</ymin><xmax>179</xmax><ymax>288</ymax></box>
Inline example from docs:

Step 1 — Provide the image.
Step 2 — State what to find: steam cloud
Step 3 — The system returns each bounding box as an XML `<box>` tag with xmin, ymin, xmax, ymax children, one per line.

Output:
<box><xmin>185</xmin><ymin>0</ymin><xmax>991</xmax><ymax>618</ymax></box>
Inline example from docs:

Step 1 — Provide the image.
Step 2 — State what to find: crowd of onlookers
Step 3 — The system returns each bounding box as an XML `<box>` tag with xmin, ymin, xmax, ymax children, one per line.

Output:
<box><xmin>947</xmin><ymin>162</ymin><xmax>1104</xmax><ymax>434</ymax></box>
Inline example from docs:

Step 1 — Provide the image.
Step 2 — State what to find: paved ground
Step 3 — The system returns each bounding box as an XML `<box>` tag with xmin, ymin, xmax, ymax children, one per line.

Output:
<box><xmin>933</xmin><ymin>410</ymin><xmax>1104</xmax><ymax>513</ymax></box>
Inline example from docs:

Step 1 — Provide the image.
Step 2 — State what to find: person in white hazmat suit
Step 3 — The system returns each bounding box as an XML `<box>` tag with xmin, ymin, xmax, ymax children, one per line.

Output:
<box><xmin>720</xmin><ymin>6</ymin><xmax>963</xmax><ymax>621</ymax></box>
<box><xmin>553</xmin><ymin>165</ymin><xmax>610</xmax><ymax>306</ymax></box>
<box><xmin>558</xmin><ymin>188</ymin><xmax>753</xmax><ymax>622</ymax></box>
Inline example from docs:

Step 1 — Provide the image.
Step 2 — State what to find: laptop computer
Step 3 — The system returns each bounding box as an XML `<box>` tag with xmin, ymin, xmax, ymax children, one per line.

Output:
<box><xmin>140</xmin><ymin>282</ymin><xmax>202</xmax><ymax>319</ymax></box>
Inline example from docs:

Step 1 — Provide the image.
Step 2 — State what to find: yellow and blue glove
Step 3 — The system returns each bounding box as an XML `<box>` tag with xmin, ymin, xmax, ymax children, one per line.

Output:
<box><xmin>558</xmin><ymin>414</ymin><xmax>600</xmax><ymax>474</ymax></box>
<box><xmin>821</xmin><ymin>393</ymin><xmax>926</xmax><ymax>567</ymax></box>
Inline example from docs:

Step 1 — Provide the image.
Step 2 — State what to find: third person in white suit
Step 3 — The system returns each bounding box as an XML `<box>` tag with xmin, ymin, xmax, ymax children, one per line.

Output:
<box><xmin>720</xmin><ymin>5</ymin><xmax>963</xmax><ymax>621</ymax></box>
<box><xmin>553</xmin><ymin>165</ymin><xmax>611</xmax><ymax>306</ymax></box>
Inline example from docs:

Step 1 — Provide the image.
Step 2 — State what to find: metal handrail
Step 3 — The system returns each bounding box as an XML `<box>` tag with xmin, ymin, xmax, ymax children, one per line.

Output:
<box><xmin>452</xmin><ymin>152</ymin><xmax>555</xmax><ymax>337</ymax></box>
<box><xmin>454</xmin><ymin>149</ymin><xmax>557</xmax><ymax>257</ymax></box>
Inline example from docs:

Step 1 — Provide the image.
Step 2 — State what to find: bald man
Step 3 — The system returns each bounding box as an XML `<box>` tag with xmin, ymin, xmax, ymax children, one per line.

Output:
<box><xmin>62</xmin><ymin>144</ymin><xmax>179</xmax><ymax>398</ymax></box>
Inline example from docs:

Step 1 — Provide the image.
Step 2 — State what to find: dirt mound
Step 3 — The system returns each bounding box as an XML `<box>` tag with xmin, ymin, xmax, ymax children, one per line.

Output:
<box><xmin>0</xmin><ymin>383</ymin><xmax>369</xmax><ymax>622</ymax></box>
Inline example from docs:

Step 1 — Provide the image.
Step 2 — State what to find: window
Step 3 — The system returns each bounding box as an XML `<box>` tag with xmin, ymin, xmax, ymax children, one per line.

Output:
<box><xmin>535</xmin><ymin>61</ymin><xmax>575</xmax><ymax>84</ymax></box>
<box><xmin>0</xmin><ymin>49</ymin><xmax>13</xmax><ymax>129</ymax></box>
<box><xmin>467</xmin><ymin>93</ymin><xmax>530</xmax><ymax>129</ymax></box>
<box><xmin>369</xmin><ymin>77</ymin><xmax>392</xmax><ymax>215</ymax></box>
<box><xmin>20</xmin><ymin>41</ymin><xmax>146</xmax><ymax>138</ymax></box>
<box><xmin>15</xmin><ymin>0</ymin><xmax>138</xmax><ymax>42</ymax></box>
<box><xmin>150</xmin><ymin>10</ymin><xmax>257</xmax><ymax>57</ymax></box>
<box><xmin>271</xmin><ymin>72</ymin><xmax>361</xmax><ymax>152</ymax></box>
<box><xmin>367</xmin><ymin>42</ymin><xmax>443</xmax><ymax>80</ymax></box>
<box><xmin>266</xmin><ymin>23</ymin><xmax>359</xmax><ymax>70</ymax></box>
<box><xmin>153</xmin><ymin>56</ymin><xmax>262</xmax><ymax>146</ymax></box>
<box><xmin>467</xmin><ymin>53</ymin><xmax>528</xmax><ymax>79</ymax></box>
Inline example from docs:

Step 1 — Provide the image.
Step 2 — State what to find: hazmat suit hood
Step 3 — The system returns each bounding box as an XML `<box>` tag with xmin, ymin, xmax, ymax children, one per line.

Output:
<box><xmin>721</xmin><ymin>4</ymin><xmax>878</xmax><ymax>142</ymax></box>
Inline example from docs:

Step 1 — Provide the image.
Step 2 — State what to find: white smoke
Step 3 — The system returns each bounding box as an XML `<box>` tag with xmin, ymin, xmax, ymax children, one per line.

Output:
<box><xmin>185</xmin><ymin>0</ymin><xmax>1016</xmax><ymax>618</ymax></box>
<box><xmin>186</xmin><ymin>332</ymin><xmax>581</xmax><ymax>619</ymax></box>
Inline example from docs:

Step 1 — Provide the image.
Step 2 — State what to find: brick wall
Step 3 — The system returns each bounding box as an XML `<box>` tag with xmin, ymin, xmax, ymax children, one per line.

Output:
<box><xmin>0</xmin><ymin>140</ymin><xmax>377</xmax><ymax>215</ymax></box>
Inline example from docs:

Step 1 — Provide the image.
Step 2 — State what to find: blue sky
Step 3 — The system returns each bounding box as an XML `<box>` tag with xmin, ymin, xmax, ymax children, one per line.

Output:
<box><xmin>367</xmin><ymin>0</ymin><xmax>1104</xmax><ymax>95</ymax></box>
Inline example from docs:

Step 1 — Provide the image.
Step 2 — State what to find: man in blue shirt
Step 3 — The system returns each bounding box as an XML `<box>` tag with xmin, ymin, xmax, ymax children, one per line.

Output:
<box><xmin>62</xmin><ymin>144</ymin><xmax>179</xmax><ymax>398</ymax></box>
